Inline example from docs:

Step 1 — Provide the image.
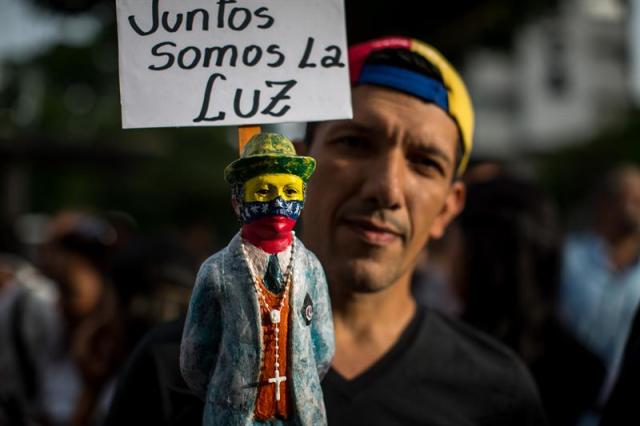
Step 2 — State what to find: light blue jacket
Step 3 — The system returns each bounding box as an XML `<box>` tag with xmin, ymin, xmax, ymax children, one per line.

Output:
<box><xmin>180</xmin><ymin>233</ymin><xmax>334</xmax><ymax>425</ymax></box>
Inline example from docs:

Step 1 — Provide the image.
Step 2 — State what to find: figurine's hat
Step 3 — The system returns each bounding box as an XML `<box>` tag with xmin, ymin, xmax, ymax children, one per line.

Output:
<box><xmin>224</xmin><ymin>133</ymin><xmax>316</xmax><ymax>185</ymax></box>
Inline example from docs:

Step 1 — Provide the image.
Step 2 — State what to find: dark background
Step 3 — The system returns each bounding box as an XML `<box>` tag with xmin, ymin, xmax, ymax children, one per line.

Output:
<box><xmin>1</xmin><ymin>0</ymin><xmax>637</xmax><ymax>238</ymax></box>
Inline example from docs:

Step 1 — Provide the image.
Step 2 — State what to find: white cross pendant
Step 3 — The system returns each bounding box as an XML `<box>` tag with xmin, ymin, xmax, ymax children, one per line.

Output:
<box><xmin>268</xmin><ymin>369</ymin><xmax>287</xmax><ymax>401</ymax></box>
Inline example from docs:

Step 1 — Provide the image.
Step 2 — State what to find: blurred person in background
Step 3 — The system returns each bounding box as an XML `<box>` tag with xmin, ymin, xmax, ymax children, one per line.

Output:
<box><xmin>456</xmin><ymin>175</ymin><xmax>605</xmax><ymax>425</ymax></box>
<box><xmin>109</xmin><ymin>235</ymin><xmax>199</xmax><ymax>350</ymax></box>
<box><xmin>411</xmin><ymin>158</ymin><xmax>506</xmax><ymax>315</ymax></box>
<box><xmin>78</xmin><ymin>214</ymin><xmax>203</xmax><ymax>426</ymax></box>
<box><xmin>559</xmin><ymin>165</ymin><xmax>640</xmax><ymax>408</ymax></box>
<box><xmin>39</xmin><ymin>211</ymin><xmax>126</xmax><ymax>426</ymax></box>
<box><xmin>410</xmin><ymin>224</ymin><xmax>464</xmax><ymax>316</ymax></box>
<box><xmin>0</xmin><ymin>219</ymin><xmax>59</xmax><ymax>426</ymax></box>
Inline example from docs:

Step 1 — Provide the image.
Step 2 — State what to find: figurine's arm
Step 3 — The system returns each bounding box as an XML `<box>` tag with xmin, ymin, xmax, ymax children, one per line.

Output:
<box><xmin>308</xmin><ymin>252</ymin><xmax>335</xmax><ymax>379</ymax></box>
<box><xmin>180</xmin><ymin>258</ymin><xmax>222</xmax><ymax>400</ymax></box>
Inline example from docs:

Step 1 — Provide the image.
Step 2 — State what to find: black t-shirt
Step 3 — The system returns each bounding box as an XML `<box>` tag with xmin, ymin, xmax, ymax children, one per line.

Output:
<box><xmin>322</xmin><ymin>307</ymin><xmax>547</xmax><ymax>426</ymax></box>
<box><xmin>104</xmin><ymin>318</ymin><xmax>204</xmax><ymax>426</ymax></box>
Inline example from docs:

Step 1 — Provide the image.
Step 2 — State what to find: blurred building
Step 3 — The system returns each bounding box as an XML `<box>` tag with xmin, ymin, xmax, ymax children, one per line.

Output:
<box><xmin>466</xmin><ymin>0</ymin><xmax>629</xmax><ymax>158</ymax></box>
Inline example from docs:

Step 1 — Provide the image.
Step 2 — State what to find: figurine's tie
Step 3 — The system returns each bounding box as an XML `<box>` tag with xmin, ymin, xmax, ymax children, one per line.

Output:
<box><xmin>264</xmin><ymin>254</ymin><xmax>284</xmax><ymax>294</ymax></box>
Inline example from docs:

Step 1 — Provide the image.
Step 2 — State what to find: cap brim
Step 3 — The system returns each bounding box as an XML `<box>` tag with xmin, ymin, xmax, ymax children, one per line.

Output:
<box><xmin>224</xmin><ymin>154</ymin><xmax>316</xmax><ymax>184</ymax></box>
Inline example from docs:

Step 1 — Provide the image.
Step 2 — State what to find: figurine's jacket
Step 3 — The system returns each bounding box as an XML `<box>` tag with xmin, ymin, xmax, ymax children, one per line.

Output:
<box><xmin>180</xmin><ymin>233</ymin><xmax>335</xmax><ymax>425</ymax></box>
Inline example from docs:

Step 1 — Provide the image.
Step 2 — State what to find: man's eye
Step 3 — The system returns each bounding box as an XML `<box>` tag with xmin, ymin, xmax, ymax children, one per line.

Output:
<box><xmin>257</xmin><ymin>188</ymin><xmax>270</xmax><ymax>196</ymax></box>
<box><xmin>285</xmin><ymin>188</ymin><xmax>298</xmax><ymax>196</ymax></box>
<box><xmin>409</xmin><ymin>155</ymin><xmax>445</xmax><ymax>177</ymax></box>
<box><xmin>335</xmin><ymin>136</ymin><xmax>364</xmax><ymax>149</ymax></box>
<box><xmin>343</xmin><ymin>137</ymin><xmax>362</xmax><ymax>147</ymax></box>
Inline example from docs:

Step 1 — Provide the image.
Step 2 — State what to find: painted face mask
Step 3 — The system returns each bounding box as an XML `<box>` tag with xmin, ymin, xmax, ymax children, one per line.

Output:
<box><xmin>238</xmin><ymin>173</ymin><xmax>305</xmax><ymax>253</ymax></box>
<box><xmin>239</xmin><ymin>197</ymin><xmax>304</xmax><ymax>224</ymax></box>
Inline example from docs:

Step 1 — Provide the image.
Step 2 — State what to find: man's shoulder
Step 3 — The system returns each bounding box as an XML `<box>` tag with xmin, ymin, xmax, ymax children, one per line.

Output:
<box><xmin>419</xmin><ymin>309</ymin><xmax>532</xmax><ymax>380</ymax></box>
<box><xmin>423</xmin><ymin>309</ymin><xmax>517</xmax><ymax>357</ymax></box>
<box><xmin>414</xmin><ymin>309</ymin><xmax>544</xmax><ymax>420</ymax></box>
<box><xmin>105</xmin><ymin>317</ymin><xmax>204</xmax><ymax>426</ymax></box>
<box><xmin>322</xmin><ymin>308</ymin><xmax>547</xmax><ymax>425</ymax></box>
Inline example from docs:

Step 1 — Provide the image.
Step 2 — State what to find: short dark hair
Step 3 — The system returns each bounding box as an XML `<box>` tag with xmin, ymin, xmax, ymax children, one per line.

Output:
<box><xmin>364</xmin><ymin>48</ymin><xmax>446</xmax><ymax>88</ymax></box>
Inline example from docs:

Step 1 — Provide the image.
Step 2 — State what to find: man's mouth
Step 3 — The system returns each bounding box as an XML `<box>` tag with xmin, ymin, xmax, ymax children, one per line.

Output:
<box><xmin>343</xmin><ymin>217</ymin><xmax>403</xmax><ymax>246</ymax></box>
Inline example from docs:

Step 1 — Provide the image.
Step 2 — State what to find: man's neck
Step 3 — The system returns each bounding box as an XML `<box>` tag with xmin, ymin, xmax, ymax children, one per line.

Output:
<box><xmin>331</xmin><ymin>277</ymin><xmax>416</xmax><ymax>380</ymax></box>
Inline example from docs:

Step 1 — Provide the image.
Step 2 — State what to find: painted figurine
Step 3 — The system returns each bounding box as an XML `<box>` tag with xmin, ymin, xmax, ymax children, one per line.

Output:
<box><xmin>180</xmin><ymin>133</ymin><xmax>334</xmax><ymax>425</ymax></box>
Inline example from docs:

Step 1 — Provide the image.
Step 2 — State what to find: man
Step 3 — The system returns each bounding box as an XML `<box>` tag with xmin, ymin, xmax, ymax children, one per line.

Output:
<box><xmin>559</xmin><ymin>165</ymin><xmax>640</xmax><ymax>422</ymax></box>
<box><xmin>0</xmin><ymin>241</ymin><xmax>59</xmax><ymax>425</ymax></box>
<box><xmin>105</xmin><ymin>36</ymin><xmax>546</xmax><ymax>425</ymax></box>
<box><xmin>560</xmin><ymin>166</ymin><xmax>640</xmax><ymax>383</ymax></box>
<box><xmin>180</xmin><ymin>133</ymin><xmax>334</xmax><ymax>425</ymax></box>
<box><xmin>298</xmin><ymin>36</ymin><xmax>545</xmax><ymax>425</ymax></box>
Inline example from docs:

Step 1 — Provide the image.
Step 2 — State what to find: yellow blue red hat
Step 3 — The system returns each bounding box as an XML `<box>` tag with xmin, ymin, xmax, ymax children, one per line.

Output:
<box><xmin>349</xmin><ymin>36</ymin><xmax>474</xmax><ymax>176</ymax></box>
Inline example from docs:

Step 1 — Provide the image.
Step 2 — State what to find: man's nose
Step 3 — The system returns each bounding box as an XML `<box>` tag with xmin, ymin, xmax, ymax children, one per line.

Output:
<box><xmin>360</xmin><ymin>150</ymin><xmax>404</xmax><ymax>210</ymax></box>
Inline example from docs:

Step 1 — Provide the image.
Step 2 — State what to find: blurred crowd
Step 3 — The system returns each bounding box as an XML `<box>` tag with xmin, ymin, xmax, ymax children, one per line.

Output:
<box><xmin>412</xmin><ymin>162</ymin><xmax>640</xmax><ymax>426</ymax></box>
<box><xmin>0</xmin><ymin>209</ymin><xmax>219</xmax><ymax>426</ymax></box>
<box><xmin>2</xmin><ymin>162</ymin><xmax>640</xmax><ymax>425</ymax></box>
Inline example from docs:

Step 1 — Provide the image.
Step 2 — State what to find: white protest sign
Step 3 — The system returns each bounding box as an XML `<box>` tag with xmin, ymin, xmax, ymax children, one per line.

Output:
<box><xmin>115</xmin><ymin>0</ymin><xmax>352</xmax><ymax>129</ymax></box>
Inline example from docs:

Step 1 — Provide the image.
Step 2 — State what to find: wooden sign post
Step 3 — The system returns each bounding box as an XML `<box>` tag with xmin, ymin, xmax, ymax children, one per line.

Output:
<box><xmin>238</xmin><ymin>125</ymin><xmax>262</xmax><ymax>155</ymax></box>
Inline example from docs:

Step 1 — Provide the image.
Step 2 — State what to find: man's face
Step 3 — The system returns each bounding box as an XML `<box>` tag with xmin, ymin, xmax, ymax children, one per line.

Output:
<box><xmin>301</xmin><ymin>85</ymin><xmax>465</xmax><ymax>294</ymax></box>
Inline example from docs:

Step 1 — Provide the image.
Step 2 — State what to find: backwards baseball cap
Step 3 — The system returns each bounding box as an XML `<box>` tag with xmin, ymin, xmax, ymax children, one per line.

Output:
<box><xmin>349</xmin><ymin>36</ymin><xmax>474</xmax><ymax>176</ymax></box>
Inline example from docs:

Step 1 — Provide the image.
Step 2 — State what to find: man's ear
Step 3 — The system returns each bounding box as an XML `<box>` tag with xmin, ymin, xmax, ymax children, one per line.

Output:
<box><xmin>429</xmin><ymin>181</ymin><xmax>466</xmax><ymax>240</ymax></box>
<box><xmin>293</xmin><ymin>139</ymin><xmax>309</xmax><ymax>156</ymax></box>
